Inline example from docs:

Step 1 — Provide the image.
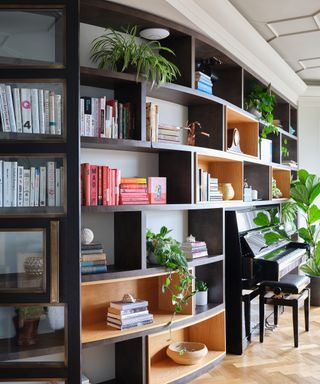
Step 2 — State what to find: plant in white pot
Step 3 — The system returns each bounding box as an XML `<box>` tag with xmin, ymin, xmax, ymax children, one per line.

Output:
<box><xmin>195</xmin><ymin>279</ymin><xmax>208</xmax><ymax>306</ymax></box>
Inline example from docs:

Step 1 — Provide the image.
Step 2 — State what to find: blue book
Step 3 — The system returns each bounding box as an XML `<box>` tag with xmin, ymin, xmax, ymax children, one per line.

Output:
<box><xmin>197</xmin><ymin>88</ymin><xmax>213</xmax><ymax>96</ymax></box>
<box><xmin>196</xmin><ymin>84</ymin><xmax>213</xmax><ymax>94</ymax></box>
<box><xmin>81</xmin><ymin>265</ymin><xmax>107</xmax><ymax>274</ymax></box>
<box><xmin>196</xmin><ymin>78</ymin><xmax>212</xmax><ymax>87</ymax></box>
<box><xmin>80</xmin><ymin>260</ymin><xmax>106</xmax><ymax>267</ymax></box>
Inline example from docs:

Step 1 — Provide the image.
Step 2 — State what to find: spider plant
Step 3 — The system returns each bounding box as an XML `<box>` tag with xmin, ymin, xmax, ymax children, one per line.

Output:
<box><xmin>90</xmin><ymin>25</ymin><xmax>180</xmax><ymax>86</ymax></box>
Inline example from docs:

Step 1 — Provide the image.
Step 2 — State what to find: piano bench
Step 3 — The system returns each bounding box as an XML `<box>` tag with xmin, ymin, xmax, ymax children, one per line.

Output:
<box><xmin>259</xmin><ymin>274</ymin><xmax>310</xmax><ymax>348</ymax></box>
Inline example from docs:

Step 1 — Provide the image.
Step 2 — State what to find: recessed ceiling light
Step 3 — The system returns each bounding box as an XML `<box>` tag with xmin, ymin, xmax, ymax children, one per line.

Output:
<box><xmin>140</xmin><ymin>28</ymin><xmax>170</xmax><ymax>40</ymax></box>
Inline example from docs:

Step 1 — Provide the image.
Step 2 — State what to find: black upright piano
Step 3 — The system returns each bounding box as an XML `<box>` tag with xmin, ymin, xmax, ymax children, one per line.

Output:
<box><xmin>225</xmin><ymin>206</ymin><xmax>307</xmax><ymax>354</ymax></box>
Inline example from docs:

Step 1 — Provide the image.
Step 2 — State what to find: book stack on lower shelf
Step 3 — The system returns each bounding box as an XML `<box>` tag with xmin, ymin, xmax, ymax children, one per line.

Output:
<box><xmin>198</xmin><ymin>169</ymin><xmax>223</xmax><ymax>202</ymax></box>
<box><xmin>195</xmin><ymin>71</ymin><xmax>213</xmax><ymax>95</ymax></box>
<box><xmin>81</xmin><ymin>242</ymin><xmax>107</xmax><ymax>275</ymax></box>
<box><xmin>119</xmin><ymin>177</ymin><xmax>149</xmax><ymax>205</ymax></box>
<box><xmin>181</xmin><ymin>239</ymin><xmax>208</xmax><ymax>260</ymax></box>
<box><xmin>107</xmin><ymin>299</ymin><xmax>153</xmax><ymax>330</ymax></box>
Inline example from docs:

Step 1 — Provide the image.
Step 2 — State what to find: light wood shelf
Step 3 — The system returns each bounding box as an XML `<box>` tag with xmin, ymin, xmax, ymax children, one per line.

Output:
<box><xmin>272</xmin><ymin>167</ymin><xmax>291</xmax><ymax>199</ymax></box>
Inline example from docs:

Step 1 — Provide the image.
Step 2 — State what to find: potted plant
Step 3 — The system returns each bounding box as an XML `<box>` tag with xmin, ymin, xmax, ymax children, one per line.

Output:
<box><xmin>146</xmin><ymin>226</ymin><xmax>196</xmax><ymax>314</ymax></box>
<box><xmin>90</xmin><ymin>25</ymin><xmax>180</xmax><ymax>87</ymax></box>
<box><xmin>253</xmin><ymin>169</ymin><xmax>320</xmax><ymax>305</ymax></box>
<box><xmin>14</xmin><ymin>306</ymin><xmax>46</xmax><ymax>346</ymax></box>
<box><xmin>195</xmin><ymin>279</ymin><xmax>208</xmax><ymax>306</ymax></box>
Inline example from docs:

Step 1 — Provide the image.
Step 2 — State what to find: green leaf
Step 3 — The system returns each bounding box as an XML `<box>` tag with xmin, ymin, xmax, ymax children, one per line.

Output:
<box><xmin>309</xmin><ymin>184</ymin><xmax>320</xmax><ymax>204</ymax></box>
<box><xmin>264</xmin><ymin>232</ymin><xmax>282</xmax><ymax>245</ymax></box>
<box><xmin>298</xmin><ymin>169</ymin><xmax>309</xmax><ymax>185</ymax></box>
<box><xmin>290</xmin><ymin>184</ymin><xmax>309</xmax><ymax>205</ymax></box>
<box><xmin>298</xmin><ymin>227</ymin><xmax>312</xmax><ymax>243</ymax></box>
<box><xmin>306</xmin><ymin>175</ymin><xmax>319</xmax><ymax>194</ymax></box>
<box><xmin>308</xmin><ymin>204</ymin><xmax>320</xmax><ymax>224</ymax></box>
<box><xmin>315</xmin><ymin>242</ymin><xmax>320</xmax><ymax>266</ymax></box>
<box><xmin>253</xmin><ymin>212</ymin><xmax>270</xmax><ymax>227</ymax></box>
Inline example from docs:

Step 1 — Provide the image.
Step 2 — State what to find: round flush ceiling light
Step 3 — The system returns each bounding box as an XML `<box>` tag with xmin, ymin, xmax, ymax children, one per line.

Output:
<box><xmin>140</xmin><ymin>28</ymin><xmax>170</xmax><ymax>40</ymax></box>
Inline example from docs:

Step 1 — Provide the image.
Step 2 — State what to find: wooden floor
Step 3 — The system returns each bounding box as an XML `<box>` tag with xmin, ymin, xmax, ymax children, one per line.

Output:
<box><xmin>192</xmin><ymin>306</ymin><xmax>320</xmax><ymax>384</ymax></box>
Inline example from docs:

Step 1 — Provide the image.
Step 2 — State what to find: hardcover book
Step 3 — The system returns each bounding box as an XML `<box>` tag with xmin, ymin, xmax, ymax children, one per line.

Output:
<box><xmin>148</xmin><ymin>177</ymin><xmax>166</xmax><ymax>204</ymax></box>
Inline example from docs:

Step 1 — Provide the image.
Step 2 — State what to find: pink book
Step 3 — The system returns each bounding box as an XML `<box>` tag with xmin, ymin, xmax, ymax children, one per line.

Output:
<box><xmin>148</xmin><ymin>177</ymin><xmax>166</xmax><ymax>204</ymax></box>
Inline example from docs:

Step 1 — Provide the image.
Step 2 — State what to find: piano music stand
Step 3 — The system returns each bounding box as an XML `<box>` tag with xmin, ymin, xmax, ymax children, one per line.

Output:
<box><xmin>259</xmin><ymin>274</ymin><xmax>310</xmax><ymax>347</ymax></box>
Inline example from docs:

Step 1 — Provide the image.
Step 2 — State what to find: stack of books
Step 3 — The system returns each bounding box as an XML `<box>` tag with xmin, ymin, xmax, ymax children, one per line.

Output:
<box><xmin>209</xmin><ymin>177</ymin><xmax>223</xmax><ymax>201</ymax></box>
<box><xmin>195</xmin><ymin>72</ymin><xmax>213</xmax><ymax>95</ymax></box>
<box><xmin>181</xmin><ymin>240</ymin><xmax>208</xmax><ymax>260</ymax></box>
<box><xmin>107</xmin><ymin>299</ymin><xmax>153</xmax><ymax>330</ymax></box>
<box><xmin>80</xmin><ymin>97</ymin><xmax>133</xmax><ymax>139</ymax></box>
<box><xmin>119</xmin><ymin>178</ymin><xmax>149</xmax><ymax>205</ymax></box>
<box><xmin>81</xmin><ymin>242</ymin><xmax>107</xmax><ymax>275</ymax></box>
<box><xmin>0</xmin><ymin>84</ymin><xmax>62</xmax><ymax>135</ymax></box>
<box><xmin>158</xmin><ymin>124</ymin><xmax>181</xmax><ymax>144</ymax></box>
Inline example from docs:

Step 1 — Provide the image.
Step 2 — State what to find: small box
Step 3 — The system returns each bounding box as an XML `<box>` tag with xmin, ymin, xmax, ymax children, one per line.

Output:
<box><xmin>148</xmin><ymin>177</ymin><xmax>166</xmax><ymax>204</ymax></box>
<box><xmin>260</xmin><ymin>138</ymin><xmax>272</xmax><ymax>163</ymax></box>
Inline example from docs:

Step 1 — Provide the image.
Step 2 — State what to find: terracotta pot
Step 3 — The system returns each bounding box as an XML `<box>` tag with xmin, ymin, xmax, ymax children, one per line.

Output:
<box><xmin>218</xmin><ymin>183</ymin><xmax>235</xmax><ymax>200</ymax></box>
<box><xmin>13</xmin><ymin>316</ymin><xmax>40</xmax><ymax>346</ymax></box>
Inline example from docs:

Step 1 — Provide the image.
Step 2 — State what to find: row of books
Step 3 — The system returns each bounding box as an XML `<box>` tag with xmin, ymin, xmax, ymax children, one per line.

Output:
<box><xmin>181</xmin><ymin>240</ymin><xmax>208</xmax><ymax>259</ymax></box>
<box><xmin>195</xmin><ymin>71</ymin><xmax>213</xmax><ymax>95</ymax></box>
<box><xmin>81</xmin><ymin>242</ymin><xmax>107</xmax><ymax>275</ymax></box>
<box><xmin>146</xmin><ymin>102</ymin><xmax>182</xmax><ymax>144</ymax></box>
<box><xmin>81</xmin><ymin>163</ymin><xmax>166</xmax><ymax>206</ymax></box>
<box><xmin>80</xmin><ymin>97</ymin><xmax>133</xmax><ymax>139</ymax></box>
<box><xmin>107</xmin><ymin>299</ymin><xmax>153</xmax><ymax>330</ymax></box>
<box><xmin>0</xmin><ymin>160</ymin><xmax>63</xmax><ymax>208</ymax></box>
<box><xmin>0</xmin><ymin>84</ymin><xmax>62</xmax><ymax>135</ymax></box>
<box><xmin>197</xmin><ymin>169</ymin><xmax>223</xmax><ymax>202</ymax></box>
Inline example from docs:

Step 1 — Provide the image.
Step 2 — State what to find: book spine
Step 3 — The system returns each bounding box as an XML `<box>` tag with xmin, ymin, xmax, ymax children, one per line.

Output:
<box><xmin>91</xmin><ymin>97</ymin><xmax>96</xmax><ymax>137</ymax></box>
<box><xmin>17</xmin><ymin>166</ymin><xmax>24</xmax><ymax>207</ymax></box>
<box><xmin>6</xmin><ymin>85</ymin><xmax>17</xmax><ymax>132</ymax></box>
<box><xmin>95</xmin><ymin>97</ymin><xmax>100</xmax><ymax>137</ymax></box>
<box><xmin>80</xmin><ymin>260</ymin><xmax>106</xmax><ymax>267</ymax></box>
<box><xmin>100</xmin><ymin>97</ymin><xmax>106</xmax><ymax>138</ymax></box>
<box><xmin>55</xmin><ymin>94</ymin><xmax>62</xmax><ymax>135</ymax></box>
<box><xmin>11</xmin><ymin>161</ymin><xmax>18</xmax><ymax>207</ymax></box>
<box><xmin>98</xmin><ymin>166</ymin><xmax>103</xmax><ymax>205</ymax></box>
<box><xmin>30</xmin><ymin>167</ymin><xmax>35</xmax><ymax>207</ymax></box>
<box><xmin>60</xmin><ymin>166</ymin><xmax>64</xmax><ymax>207</ymax></box>
<box><xmin>105</xmin><ymin>105</ymin><xmax>112</xmax><ymax>138</ymax></box>
<box><xmin>44</xmin><ymin>90</ymin><xmax>50</xmax><ymax>134</ymax></box>
<box><xmin>102</xmin><ymin>166</ymin><xmax>109</xmax><ymax>206</ymax></box>
<box><xmin>23</xmin><ymin>169</ymin><xmax>31</xmax><ymax>207</ymax></box>
<box><xmin>55</xmin><ymin>167</ymin><xmax>61</xmax><ymax>207</ymax></box>
<box><xmin>80</xmin><ymin>98</ymin><xmax>85</xmax><ymax>136</ymax></box>
<box><xmin>3</xmin><ymin>161</ymin><xmax>12</xmax><ymax>207</ymax></box>
<box><xmin>81</xmin><ymin>265</ymin><xmax>107</xmax><ymax>274</ymax></box>
<box><xmin>81</xmin><ymin>163</ymin><xmax>90</xmax><ymax>206</ymax></box>
<box><xmin>114</xmin><ymin>168</ymin><xmax>121</xmax><ymax>205</ymax></box>
<box><xmin>0</xmin><ymin>160</ymin><xmax>2</xmax><ymax>207</ymax></box>
<box><xmin>34</xmin><ymin>168</ymin><xmax>40</xmax><ymax>207</ymax></box>
<box><xmin>38</xmin><ymin>89</ymin><xmax>45</xmax><ymax>134</ymax></box>
<box><xmin>39</xmin><ymin>166</ymin><xmax>46</xmax><ymax>206</ymax></box>
<box><xmin>49</xmin><ymin>91</ymin><xmax>56</xmax><ymax>134</ymax></box>
<box><xmin>21</xmin><ymin>88</ymin><xmax>32</xmax><ymax>133</ymax></box>
<box><xmin>31</xmin><ymin>88</ymin><xmax>40</xmax><ymax>134</ymax></box>
<box><xmin>47</xmin><ymin>161</ymin><xmax>56</xmax><ymax>207</ymax></box>
<box><xmin>118</xmin><ymin>103</ymin><xmax>123</xmax><ymax>139</ymax></box>
<box><xmin>90</xmin><ymin>165</ymin><xmax>98</xmax><ymax>206</ymax></box>
<box><xmin>0</xmin><ymin>84</ymin><xmax>11</xmax><ymax>132</ymax></box>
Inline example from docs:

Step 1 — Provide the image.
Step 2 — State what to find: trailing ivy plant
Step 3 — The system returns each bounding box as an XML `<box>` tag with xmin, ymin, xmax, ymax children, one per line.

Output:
<box><xmin>146</xmin><ymin>226</ymin><xmax>196</xmax><ymax>315</ymax></box>
<box><xmin>90</xmin><ymin>25</ymin><xmax>180</xmax><ymax>87</ymax></box>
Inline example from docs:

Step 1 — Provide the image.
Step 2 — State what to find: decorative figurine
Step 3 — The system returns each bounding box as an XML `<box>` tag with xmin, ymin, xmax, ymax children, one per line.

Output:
<box><xmin>185</xmin><ymin>121</ymin><xmax>210</xmax><ymax>146</ymax></box>
<box><xmin>81</xmin><ymin>228</ymin><xmax>94</xmax><ymax>245</ymax></box>
<box><xmin>227</xmin><ymin>128</ymin><xmax>242</xmax><ymax>153</ymax></box>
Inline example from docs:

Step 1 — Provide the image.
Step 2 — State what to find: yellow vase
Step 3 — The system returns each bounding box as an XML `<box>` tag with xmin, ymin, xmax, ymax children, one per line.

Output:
<box><xmin>219</xmin><ymin>183</ymin><xmax>235</xmax><ymax>200</ymax></box>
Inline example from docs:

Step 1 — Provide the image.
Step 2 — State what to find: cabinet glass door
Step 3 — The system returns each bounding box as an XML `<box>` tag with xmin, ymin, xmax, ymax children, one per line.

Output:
<box><xmin>0</xmin><ymin>8</ymin><xmax>65</xmax><ymax>67</ymax></box>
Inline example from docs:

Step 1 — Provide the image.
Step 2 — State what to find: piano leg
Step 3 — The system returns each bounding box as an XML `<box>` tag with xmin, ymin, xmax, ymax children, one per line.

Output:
<box><xmin>244</xmin><ymin>296</ymin><xmax>251</xmax><ymax>342</ymax></box>
<box><xmin>259</xmin><ymin>290</ymin><xmax>265</xmax><ymax>343</ymax></box>
<box><xmin>274</xmin><ymin>305</ymin><xmax>278</xmax><ymax>326</ymax></box>
<box><xmin>293</xmin><ymin>301</ymin><xmax>299</xmax><ymax>348</ymax></box>
<box><xmin>304</xmin><ymin>288</ymin><xmax>310</xmax><ymax>332</ymax></box>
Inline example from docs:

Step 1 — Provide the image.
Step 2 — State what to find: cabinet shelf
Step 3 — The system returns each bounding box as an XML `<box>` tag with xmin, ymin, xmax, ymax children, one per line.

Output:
<box><xmin>0</xmin><ymin>206</ymin><xmax>65</xmax><ymax>218</ymax></box>
<box><xmin>81</xmin><ymin>137</ymin><xmax>151</xmax><ymax>152</ymax></box>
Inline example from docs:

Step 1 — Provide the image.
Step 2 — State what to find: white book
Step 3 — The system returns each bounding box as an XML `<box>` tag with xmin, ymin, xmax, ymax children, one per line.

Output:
<box><xmin>91</xmin><ymin>98</ymin><xmax>96</xmax><ymax>137</ymax></box>
<box><xmin>84</xmin><ymin>114</ymin><xmax>91</xmax><ymax>137</ymax></box>
<box><xmin>17</xmin><ymin>166</ymin><xmax>24</xmax><ymax>207</ymax></box>
<box><xmin>23</xmin><ymin>169</ymin><xmax>30</xmax><ymax>207</ymax></box>
<box><xmin>105</xmin><ymin>105</ymin><xmax>113</xmax><ymax>138</ymax></box>
<box><xmin>60</xmin><ymin>166</ymin><xmax>64</xmax><ymax>207</ymax></box>
<box><xmin>0</xmin><ymin>84</ymin><xmax>11</xmax><ymax>132</ymax></box>
<box><xmin>55</xmin><ymin>168</ymin><xmax>61</xmax><ymax>207</ymax></box>
<box><xmin>0</xmin><ymin>160</ymin><xmax>2</xmax><ymax>207</ymax></box>
<box><xmin>30</xmin><ymin>167</ymin><xmax>35</xmax><ymax>207</ymax></box>
<box><xmin>6</xmin><ymin>85</ymin><xmax>17</xmax><ymax>132</ymax></box>
<box><xmin>39</xmin><ymin>166</ymin><xmax>46</xmax><ymax>207</ymax></box>
<box><xmin>34</xmin><ymin>168</ymin><xmax>40</xmax><ymax>207</ymax></box>
<box><xmin>13</xmin><ymin>88</ymin><xmax>22</xmax><ymax>133</ymax></box>
<box><xmin>21</xmin><ymin>88</ymin><xmax>32</xmax><ymax>133</ymax></box>
<box><xmin>55</xmin><ymin>94</ymin><xmax>62</xmax><ymax>135</ymax></box>
<box><xmin>80</xmin><ymin>98</ymin><xmax>85</xmax><ymax>136</ymax></box>
<box><xmin>44</xmin><ymin>90</ymin><xmax>50</xmax><ymax>134</ymax></box>
<box><xmin>3</xmin><ymin>161</ymin><xmax>12</xmax><ymax>207</ymax></box>
<box><xmin>47</xmin><ymin>161</ymin><xmax>55</xmax><ymax>206</ymax></box>
<box><xmin>38</xmin><ymin>89</ymin><xmax>45</xmax><ymax>134</ymax></box>
<box><xmin>11</xmin><ymin>161</ymin><xmax>18</xmax><ymax>207</ymax></box>
<box><xmin>49</xmin><ymin>91</ymin><xmax>56</xmax><ymax>134</ymax></box>
<box><xmin>31</xmin><ymin>89</ymin><xmax>40</xmax><ymax>134</ymax></box>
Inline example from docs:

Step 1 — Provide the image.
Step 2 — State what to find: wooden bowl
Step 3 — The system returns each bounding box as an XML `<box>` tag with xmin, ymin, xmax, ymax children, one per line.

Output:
<box><xmin>166</xmin><ymin>342</ymin><xmax>208</xmax><ymax>365</ymax></box>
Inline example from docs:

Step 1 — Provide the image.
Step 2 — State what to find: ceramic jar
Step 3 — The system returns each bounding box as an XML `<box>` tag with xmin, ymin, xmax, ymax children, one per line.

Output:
<box><xmin>218</xmin><ymin>183</ymin><xmax>235</xmax><ymax>200</ymax></box>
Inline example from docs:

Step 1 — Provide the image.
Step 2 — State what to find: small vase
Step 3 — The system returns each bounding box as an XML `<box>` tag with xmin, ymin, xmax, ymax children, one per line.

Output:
<box><xmin>196</xmin><ymin>291</ymin><xmax>208</xmax><ymax>306</ymax></box>
<box><xmin>218</xmin><ymin>183</ymin><xmax>235</xmax><ymax>200</ymax></box>
<box><xmin>248</xmin><ymin>107</ymin><xmax>262</xmax><ymax>119</ymax></box>
<box><xmin>48</xmin><ymin>306</ymin><xmax>65</xmax><ymax>330</ymax></box>
<box><xmin>13</xmin><ymin>316</ymin><xmax>40</xmax><ymax>346</ymax></box>
<box><xmin>24</xmin><ymin>255</ymin><xmax>43</xmax><ymax>276</ymax></box>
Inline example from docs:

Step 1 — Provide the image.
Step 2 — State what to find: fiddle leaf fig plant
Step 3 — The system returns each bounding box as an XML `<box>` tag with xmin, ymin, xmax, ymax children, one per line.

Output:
<box><xmin>146</xmin><ymin>226</ymin><xmax>195</xmax><ymax>314</ymax></box>
<box><xmin>90</xmin><ymin>25</ymin><xmax>180</xmax><ymax>87</ymax></box>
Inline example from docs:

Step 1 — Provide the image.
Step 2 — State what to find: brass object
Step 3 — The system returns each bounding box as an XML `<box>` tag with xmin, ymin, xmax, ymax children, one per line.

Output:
<box><xmin>50</xmin><ymin>221</ymin><xmax>60</xmax><ymax>303</ymax></box>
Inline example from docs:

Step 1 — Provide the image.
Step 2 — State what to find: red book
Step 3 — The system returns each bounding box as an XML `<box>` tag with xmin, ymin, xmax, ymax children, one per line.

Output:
<box><xmin>81</xmin><ymin>163</ymin><xmax>90</xmax><ymax>206</ymax></box>
<box><xmin>110</xmin><ymin>169</ymin><xmax>115</xmax><ymax>205</ymax></box>
<box><xmin>120</xmin><ymin>188</ymin><xmax>148</xmax><ymax>193</ymax></box>
<box><xmin>102</xmin><ymin>166</ymin><xmax>110</xmax><ymax>206</ymax></box>
<box><xmin>120</xmin><ymin>200</ymin><xmax>149</xmax><ymax>205</ymax></box>
<box><xmin>90</xmin><ymin>165</ymin><xmax>98</xmax><ymax>206</ymax></box>
<box><xmin>114</xmin><ymin>168</ymin><xmax>121</xmax><ymax>205</ymax></box>
<box><xmin>120</xmin><ymin>193</ymin><xmax>149</xmax><ymax>198</ymax></box>
<box><xmin>98</xmin><ymin>166</ymin><xmax>103</xmax><ymax>205</ymax></box>
<box><xmin>120</xmin><ymin>184</ymin><xmax>147</xmax><ymax>189</ymax></box>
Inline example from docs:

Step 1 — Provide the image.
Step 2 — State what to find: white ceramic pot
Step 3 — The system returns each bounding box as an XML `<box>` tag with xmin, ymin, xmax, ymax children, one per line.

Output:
<box><xmin>48</xmin><ymin>306</ymin><xmax>65</xmax><ymax>330</ymax></box>
<box><xmin>196</xmin><ymin>290</ymin><xmax>208</xmax><ymax>306</ymax></box>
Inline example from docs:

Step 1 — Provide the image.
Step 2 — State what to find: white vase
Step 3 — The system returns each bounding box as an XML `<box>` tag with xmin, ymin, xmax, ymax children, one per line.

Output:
<box><xmin>48</xmin><ymin>306</ymin><xmax>65</xmax><ymax>330</ymax></box>
<box><xmin>196</xmin><ymin>291</ymin><xmax>208</xmax><ymax>306</ymax></box>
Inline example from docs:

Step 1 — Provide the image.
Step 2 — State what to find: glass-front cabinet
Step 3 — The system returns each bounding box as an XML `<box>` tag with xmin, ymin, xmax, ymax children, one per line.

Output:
<box><xmin>0</xmin><ymin>1</ymin><xmax>80</xmax><ymax>383</ymax></box>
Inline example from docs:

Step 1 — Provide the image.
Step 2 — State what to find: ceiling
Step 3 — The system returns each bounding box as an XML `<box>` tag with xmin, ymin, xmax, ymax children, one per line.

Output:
<box><xmin>229</xmin><ymin>0</ymin><xmax>320</xmax><ymax>85</ymax></box>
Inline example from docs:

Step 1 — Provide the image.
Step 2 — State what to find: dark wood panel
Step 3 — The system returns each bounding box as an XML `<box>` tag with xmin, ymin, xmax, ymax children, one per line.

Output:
<box><xmin>213</xmin><ymin>68</ymin><xmax>243</xmax><ymax>108</ymax></box>
<box><xmin>244</xmin><ymin>163</ymin><xmax>271</xmax><ymax>200</ymax></box>
<box><xmin>273</xmin><ymin>103</ymin><xmax>290</xmax><ymax>132</ymax></box>
<box><xmin>195</xmin><ymin>261</ymin><xmax>224</xmax><ymax>305</ymax></box>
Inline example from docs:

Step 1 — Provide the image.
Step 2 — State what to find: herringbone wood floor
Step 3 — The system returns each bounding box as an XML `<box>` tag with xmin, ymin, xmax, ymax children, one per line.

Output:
<box><xmin>192</xmin><ymin>306</ymin><xmax>320</xmax><ymax>383</ymax></box>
